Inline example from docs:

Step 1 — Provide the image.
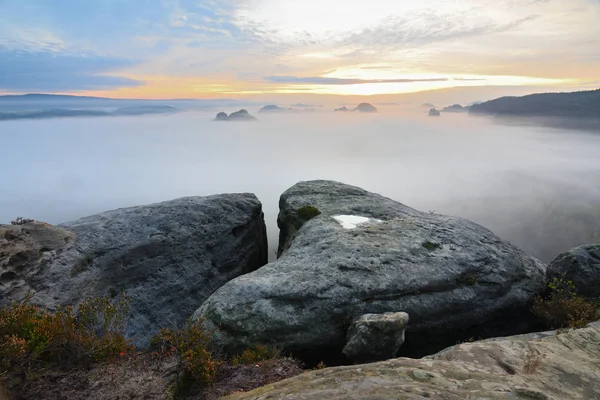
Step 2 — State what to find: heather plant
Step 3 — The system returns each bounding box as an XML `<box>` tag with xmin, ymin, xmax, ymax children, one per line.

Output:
<box><xmin>532</xmin><ymin>278</ymin><xmax>598</xmax><ymax>329</ymax></box>
<box><xmin>231</xmin><ymin>344</ymin><xmax>280</xmax><ymax>365</ymax></box>
<box><xmin>152</xmin><ymin>320</ymin><xmax>219</xmax><ymax>387</ymax></box>
<box><xmin>0</xmin><ymin>293</ymin><xmax>131</xmax><ymax>372</ymax></box>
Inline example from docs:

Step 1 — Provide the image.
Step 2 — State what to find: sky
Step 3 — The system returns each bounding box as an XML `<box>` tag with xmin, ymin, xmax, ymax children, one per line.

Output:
<box><xmin>0</xmin><ymin>0</ymin><xmax>599</xmax><ymax>101</ymax></box>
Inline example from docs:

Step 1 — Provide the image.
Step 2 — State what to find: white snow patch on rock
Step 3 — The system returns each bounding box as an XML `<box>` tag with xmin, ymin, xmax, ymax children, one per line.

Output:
<box><xmin>333</xmin><ymin>215</ymin><xmax>382</xmax><ymax>229</ymax></box>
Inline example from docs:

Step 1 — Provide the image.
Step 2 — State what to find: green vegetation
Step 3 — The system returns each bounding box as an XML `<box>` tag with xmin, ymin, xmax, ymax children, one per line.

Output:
<box><xmin>456</xmin><ymin>273</ymin><xmax>477</xmax><ymax>286</ymax></box>
<box><xmin>297</xmin><ymin>206</ymin><xmax>321</xmax><ymax>221</ymax></box>
<box><xmin>1</xmin><ymin>298</ymin><xmax>300</xmax><ymax>399</ymax></box>
<box><xmin>152</xmin><ymin>320</ymin><xmax>219</xmax><ymax>393</ymax></box>
<box><xmin>0</xmin><ymin>294</ymin><xmax>130</xmax><ymax>373</ymax></box>
<box><xmin>532</xmin><ymin>278</ymin><xmax>599</xmax><ymax>329</ymax></box>
<box><xmin>422</xmin><ymin>241</ymin><xmax>442</xmax><ymax>251</ymax></box>
<box><xmin>10</xmin><ymin>217</ymin><xmax>34</xmax><ymax>226</ymax></box>
<box><xmin>232</xmin><ymin>344</ymin><xmax>280</xmax><ymax>365</ymax></box>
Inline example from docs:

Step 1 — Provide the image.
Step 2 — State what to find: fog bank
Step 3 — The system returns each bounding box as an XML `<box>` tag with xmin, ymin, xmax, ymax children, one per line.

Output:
<box><xmin>1</xmin><ymin>108</ymin><xmax>599</xmax><ymax>262</ymax></box>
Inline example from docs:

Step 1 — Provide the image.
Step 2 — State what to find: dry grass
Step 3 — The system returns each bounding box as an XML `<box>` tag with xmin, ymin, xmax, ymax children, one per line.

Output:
<box><xmin>3</xmin><ymin>352</ymin><xmax>302</xmax><ymax>400</ymax></box>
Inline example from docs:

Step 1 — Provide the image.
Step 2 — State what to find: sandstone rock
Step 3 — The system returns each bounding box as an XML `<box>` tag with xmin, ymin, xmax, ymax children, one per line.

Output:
<box><xmin>547</xmin><ymin>244</ymin><xmax>600</xmax><ymax>298</ymax></box>
<box><xmin>196</xmin><ymin>181</ymin><xmax>546</xmax><ymax>360</ymax></box>
<box><xmin>0</xmin><ymin>195</ymin><xmax>268</xmax><ymax>347</ymax></box>
<box><xmin>354</xmin><ymin>103</ymin><xmax>377</xmax><ymax>112</ymax></box>
<box><xmin>259</xmin><ymin>105</ymin><xmax>285</xmax><ymax>113</ymax></box>
<box><xmin>215</xmin><ymin>111</ymin><xmax>228</xmax><ymax>120</ymax></box>
<box><xmin>342</xmin><ymin>312</ymin><xmax>409</xmax><ymax>364</ymax></box>
<box><xmin>225</xmin><ymin>322</ymin><xmax>600</xmax><ymax>400</ymax></box>
<box><xmin>215</xmin><ymin>109</ymin><xmax>256</xmax><ymax>121</ymax></box>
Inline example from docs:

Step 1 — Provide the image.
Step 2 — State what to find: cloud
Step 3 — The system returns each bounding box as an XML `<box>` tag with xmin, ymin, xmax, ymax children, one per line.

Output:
<box><xmin>340</xmin><ymin>14</ymin><xmax>540</xmax><ymax>49</ymax></box>
<box><xmin>0</xmin><ymin>43</ymin><xmax>143</xmax><ymax>92</ymax></box>
<box><xmin>265</xmin><ymin>76</ymin><xmax>449</xmax><ymax>85</ymax></box>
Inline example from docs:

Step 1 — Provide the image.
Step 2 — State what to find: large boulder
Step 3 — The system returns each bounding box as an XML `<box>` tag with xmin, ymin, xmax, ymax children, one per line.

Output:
<box><xmin>342</xmin><ymin>312</ymin><xmax>409</xmax><ymax>364</ymax></box>
<box><xmin>547</xmin><ymin>244</ymin><xmax>600</xmax><ymax>298</ymax></box>
<box><xmin>0</xmin><ymin>195</ymin><xmax>268</xmax><ymax>347</ymax></box>
<box><xmin>196</xmin><ymin>181</ymin><xmax>546</xmax><ymax>361</ymax></box>
<box><xmin>225</xmin><ymin>322</ymin><xmax>600</xmax><ymax>400</ymax></box>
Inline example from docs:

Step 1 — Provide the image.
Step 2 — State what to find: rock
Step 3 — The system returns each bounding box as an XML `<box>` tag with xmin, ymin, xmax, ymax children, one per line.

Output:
<box><xmin>224</xmin><ymin>322</ymin><xmax>600</xmax><ymax>400</ymax></box>
<box><xmin>441</xmin><ymin>104</ymin><xmax>468</xmax><ymax>113</ymax></box>
<box><xmin>354</xmin><ymin>103</ymin><xmax>377</xmax><ymax>113</ymax></box>
<box><xmin>196</xmin><ymin>180</ymin><xmax>546</xmax><ymax>361</ymax></box>
<box><xmin>214</xmin><ymin>109</ymin><xmax>256</xmax><ymax>121</ymax></box>
<box><xmin>334</xmin><ymin>106</ymin><xmax>349</xmax><ymax>112</ymax></box>
<box><xmin>0</xmin><ymin>195</ymin><xmax>268</xmax><ymax>347</ymax></box>
<box><xmin>429</xmin><ymin>108</ymin><xmax>440</xmax><ymax>116</ymax></box>
<box><xmin>215</xmin><ymin>111</ymin><xmax>229</xmax><ymax>120</ymax></box>
<box><xmin>547</xmin><ymin>244</ymin><xmax>600</xmax><ymax>298</ymax></box>
<box><xmin>259</xmin><ymin>105</ymin><xmax>284</xmax><ymax>113</ymax></box>
<box><xmin>342</xmin><ymin>312</ymin><xmax>409</xmax><ymax>364</ymax></box>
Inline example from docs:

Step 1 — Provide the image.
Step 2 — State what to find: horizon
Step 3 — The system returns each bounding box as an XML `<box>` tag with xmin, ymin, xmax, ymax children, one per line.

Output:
<box><xmin>1</xmin><ymin>0</ymin><xmax>599</xmax><ymax>103</ymax></box>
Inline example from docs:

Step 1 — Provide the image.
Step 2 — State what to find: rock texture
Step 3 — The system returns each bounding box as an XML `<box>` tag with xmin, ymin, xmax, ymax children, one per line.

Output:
<box><xmin>196</xmin><ymin>181</ymin><xmax>546</xmax><ymax>360</ymax></box>
<box><xmin>342</xmin><ymin>312</ymin><xmax>409</xmax><ymax>364</ymax></box>
<box><xmin>225</xmin><ymin>322</ymin><xmax>600</xmax><ymax>400</ymax></box>
<box><xmin>547</xmin><ymin>244</ymin><xmax>600</xmax><ymax>298</ymax></box>
<box><xmin>0</xmin><ymin>195</ymin><xmax>268</xmax><ymax>347</ymax></box>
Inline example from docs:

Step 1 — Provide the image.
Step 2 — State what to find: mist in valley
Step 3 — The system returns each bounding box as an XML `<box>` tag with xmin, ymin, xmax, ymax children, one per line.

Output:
<box><xmin>1</xmin><ymin>107</ymin><xmax>599</xmax><ymax>263</ymax></box>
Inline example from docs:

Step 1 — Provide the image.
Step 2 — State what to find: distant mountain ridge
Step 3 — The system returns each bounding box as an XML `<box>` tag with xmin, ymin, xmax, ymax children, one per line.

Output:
<box><xmin>0</xmin><ymin>93</ymin><xmax>235</xmax><ymax>102</ymax></box>
<box><xmin>0</xmin><ymin>93</ymin><xmax>241</xmax><ymax>120</ymax></box>
<box><xmin>469</xmin><ymin>89</ymin><xmax>600</xmax><ymax>118</ymax></box>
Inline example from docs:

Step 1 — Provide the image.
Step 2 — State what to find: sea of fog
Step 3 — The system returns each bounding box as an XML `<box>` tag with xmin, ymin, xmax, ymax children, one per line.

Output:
<box><xmin>1</xmin><ymin>108</ymin><xmax>599</xmax><ymax>262</ymax></box>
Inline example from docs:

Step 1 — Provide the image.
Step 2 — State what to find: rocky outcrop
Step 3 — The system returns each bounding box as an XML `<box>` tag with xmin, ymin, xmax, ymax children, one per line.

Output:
<box><xmin>342</xmin><ymin>312</ymin><xmax>409</xmax><ymax>364</ymax></box>
<box><xmin>354</xmin><ymin>103</ymin><xmax>377</xmax><ymax>113</ymax></box>
<box><xmin>441</xmin><ymin>104</ymin><xmax>467</xmax><ymax>113</ymax></box>
<box><xmin>215</xmin><ymin>111</ymin><xmax>229</xmax><ymax>120</ymax></box>
<box><xmin>547</xmin><ymin>244</ymin><xmax>600</xmax><ymax>298</ymax></box>
<box><xmin>225</xmin><ymin>322</ymin><xmax>600</xmax><ymax>400</ymax></box>
<box><xmin>469</xmin><ymin>88</ymin><xmax>600</xmax><ymax>118</ymax></box>
<box><xmin>0</xmin><ymin>195</ymin><xmax>268</xmax><ymax>347</ymax></box>
<box><xmin>214</xmin><ymin>109</ymin><xmax>256</xmax><ymax>120</ymax></box>
<box><xmin>196</xmin><ymin>181</ymin><xmax>547</xmax><ymax>361</ymax></box>
<box><xmin>259</xmin><ymin>105</ymin><xmax>285</xmax><ymax>113</ymax></box>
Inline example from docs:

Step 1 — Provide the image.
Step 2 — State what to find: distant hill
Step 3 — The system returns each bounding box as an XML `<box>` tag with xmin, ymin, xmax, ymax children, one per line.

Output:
<box><xmin>259</xmin><ymin>105</ymin><xmax>286</xmax><ymax>113</ymax></box>
<box><xmin>215</xmin><ymin>109</ymin><xmax>256</xmax><ymax>121</ymax></box>
<box><xmin>0</xmin><ymin>93</ymin><xmax>242</xmax><ymax>120</ymax></box>
<box><xmin>441</xmin><ymin>104</ymin><xmax>468</xmax><ymax>113</ymax></box>
<box><xmin>355</xmin><ymin>103</ymin><xmax>377</xmax><ymax>113</ymax></box>
<box><xmin>0</xmin><ymin>109</ymin><xmax>109</xmax><ymax>120</ymax></box>
<box><xmin>469</xmin><ymin>89</ymin><xmax>600</xmax><ymax>118</ymax></box>
<box><xmin>112</xmin><ymin>106</ymin><xmax>177</xmax><ymax>116</ymax></box>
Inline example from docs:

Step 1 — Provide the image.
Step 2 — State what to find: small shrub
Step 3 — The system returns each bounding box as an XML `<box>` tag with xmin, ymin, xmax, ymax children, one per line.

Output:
<box><xmin>152</xmin><ymin>321</ymin><xmax>219</xmax><ymax>387</ymax></box>
<box><xmin>456</xmin><ymin>273</ymin><xmax>477</xmax><ymax>286</ymax></box>
<box><xmin>315</xmin><ymin>361</ymin><xmax>326</xmax><ymax>370</ymax></box>
<box><xmin>232</xmin><ymin>344</ymin><xmax>280</xmax><ymax>365</ymax></box>
<box><xmin>422</xmin><ymin>241</ymin><xmax>441</xmax><ymax>251</ymax></box>
<box><xmin>297</xmin><ymin>206</ymin><xmax>321</xmax><ymax>221</ymax></box>
<box><xmin>10</xmin><ymin>217</ymin><xmax>34</xmax><ymax>226</ymax></box>
<box><xmin>532</xmin><ymin>278</ymin><xmax>598</xmax><ymax>329</ymax></box>
<box><xmin>0</xmin><ymin>294</ymin><xmax>131</xmax><ymax>373</ymax></box>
